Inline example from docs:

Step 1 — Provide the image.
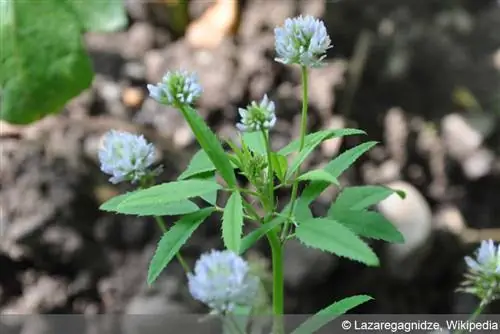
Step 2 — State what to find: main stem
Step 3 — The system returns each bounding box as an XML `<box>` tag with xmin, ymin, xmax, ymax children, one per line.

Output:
<box><xmin>281</xmin><ymin>66</ymin><xmax>309</xmax><ymax>240</ymax></box>
<box><xmin>267</xmin><ymin>230</ymin><xmax>284</xmax><ymax>333</ymax></box>
<box><xmin>262</xmin><ymin>129</ymin><xmax>275</xmax><ymax>213</ymax></box>
<box><xmin>454</xmin><ymin>298</ymin><xmax>487</xmax><ymax>334</ymax></box>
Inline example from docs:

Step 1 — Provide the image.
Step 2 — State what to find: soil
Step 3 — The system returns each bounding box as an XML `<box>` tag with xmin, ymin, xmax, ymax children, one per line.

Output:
<box><xmin>1</xmin><ymin>0</ymin><xmax>500</xmax><ymax>330</ymax></box>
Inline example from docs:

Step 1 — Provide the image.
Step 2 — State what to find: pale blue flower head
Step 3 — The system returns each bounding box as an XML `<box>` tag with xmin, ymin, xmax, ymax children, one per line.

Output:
<box><xmin>465</xmin><ymin>239</ymin><xmax>500</xmax><ymax>275</ymax></box>
<box><xmin>147</xmin><ymin>69</ymin><xmax>202</xmax><ymax>107</ymax></box>
<box><xmin>274</xmin><ymin>15</ymin><xmax>332</xmax><ymax>67</ymax></box>
<box><xmin>236</xmin><ymin>95</ymin><xmax>277</xmax><ymax>132</ymax></box>
<box><xmin>460</xmin><ymin>239</ymin><xmax>500</xmax><ymax>306</ymax></box>
<box><xmin>187</xmin><ymin>250</ymin><xmax>259</xmax><ymax>313</ymax></box>
<box><xmin>98</xmin><ymin>130</ymin><xmax>156</xmax><ymax>184</ymax></box>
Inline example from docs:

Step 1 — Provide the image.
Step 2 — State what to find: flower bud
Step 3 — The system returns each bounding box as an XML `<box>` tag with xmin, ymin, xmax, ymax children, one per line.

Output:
<box><xmin>147</xmin><ymin>70</ymin><xmax>202</xmax><ymax>107</ymax></box>
<box><xmin>236</xmin><ymin>95</ymin><xmax>277</xmax><ymax>132</ymax></box>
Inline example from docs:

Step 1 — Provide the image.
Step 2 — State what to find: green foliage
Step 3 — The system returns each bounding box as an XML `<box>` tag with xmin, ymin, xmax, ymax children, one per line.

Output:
<box><xmin>242</xmin><ymin>132</ymin><xmax>267</xmax><ymax>156</ymax></box>
<box><xmin>99</xmin><ymin>191</ymin><xmax>136</xmax><ymax>212</ymax></box>
<box><xmin>1</xmin><ymin>0</ymin><xmax>127</xmax><ymax>124</ymax></box>
<box><xmin>147</xmin><ymin>208</ymin><xmax>214</xmax><ymax>285</ymax></box>
<box><xmin>110</xmin><ymin>180</ymin><xmax>221</xmax><ymax>214</ymax></box>
<box><xmin>222</xmin><ymin>191</ymin><xmax>244</xmax><ymax>253</ymax></box>
<box><xmin>329</xmin><ymin>210</ymin><xmax>404</xmax><ymax>243</ymax></box>
<box><xmin>330</xmin><ymin>185</ymin><xmax>403</xmax><ymax>211</ymax></box>
<box><xmin>297</xmin><ymin>169</ymin><xmax>339</xmax><ymax>186</ymax></box>
<box><xmin>291</xmin><ymin>295</ymin><xmax>373</xmax><ymax>334</ymax></box>
<box><xmin>278</xmin><ymin>129</ymin><xmax>366</xmax><ymax>156</ymax></box>
<box><xmin>295</xmin><ymin>218</ymin><xmax>379</xmax><ymax>266</ymax></box>
<box><xmin>180</xmin><ymin>106</ymin><xmax>237</xmax><ymax>188</ymax></box>
<box><xmin>270</xmin><ymin>152</ymin><xmax>288</xmax><ymax>183</ymax></box>
<box><xmin>327</xmin><ymin>186</ymin><xmax>405</xmax><ymax>243</ymax></box>
<box><xmin>239</xmin><ymin>215</ymin><xmax>287</xmax><ymax>254</ymax></box>
<box><xmin>300</xmin><ymin>141</ymin><xmax>378</xmax><ymax>205</ymax></box>
<box><xmin>178</xmin><ymin>149</ymin><xmax>217</xmax><ymax>180</ymax></box>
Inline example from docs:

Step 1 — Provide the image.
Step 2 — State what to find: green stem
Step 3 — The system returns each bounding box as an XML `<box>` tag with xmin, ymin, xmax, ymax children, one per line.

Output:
<box><xmin>454</xmin><ymin>300</ymin><xmax>487</xmax><ymax>334</ymax></box>
<box><xmin>266</xmin><ymin>230</ymin><xmax>284</xmax><ymax>334</ymax></box>
<box><xmin>262</xmin><ymin>129</ymin><xmax>275</xmax><ymax>214</ymax></box>
<box><xmin>281</xmin><ymin>66</ymin><xmax>309</xmax><ymax>240</ymax></box>
<box><xmin>154</xmin><ymin>216</ymin><xmax>191</xmax><ymax>274</ymax></box>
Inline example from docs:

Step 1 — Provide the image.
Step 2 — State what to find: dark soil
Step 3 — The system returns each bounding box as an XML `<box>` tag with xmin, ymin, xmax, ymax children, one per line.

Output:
<box><xmin>1</xmin><ymin>0</ymin><xmax>500</xmax><ymax>330</ymax></box>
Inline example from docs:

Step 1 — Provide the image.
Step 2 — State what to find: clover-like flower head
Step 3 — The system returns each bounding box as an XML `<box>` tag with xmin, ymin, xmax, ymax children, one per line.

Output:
<box><xmin>98</xmin><ymin>130</ymin><xmax>157</xmax><ymax>184</ymax></box>
<box><xmin>236</xmin><ymin>95</ymin><xmax>277</xmax><ymax>132</ymax></box>
<box><xmin>274</xmin><ymin>15</ymin><xmax>332</xmax><ymax>67</ymax></box>
<box><xmin>459</xmin><ymin>239</ymin><xmax>500</xmax><ymax>306</ymax></box>
<box><xmin>465</xmin><ymin>239</ymin><xmax>500</xmax><ymax>275</ymax></box>
<box><xmin>187</xmin><ymin>250</ymin><xmax>259</xmax><ymax>313</ymax></box>
<box><xmin>147</xmin><ymin>70</ymin><xmax>202</xmax><ymax>107</ymax></box>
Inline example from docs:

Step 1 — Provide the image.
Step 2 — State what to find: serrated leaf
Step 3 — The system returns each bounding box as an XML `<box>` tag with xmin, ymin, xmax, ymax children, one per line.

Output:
<box><xmin>297</xmin><ymin>169</ymin><xmax>339</xmax><ymax>186</ymax></box>
<box><xmin>114</xmin><ymin>199</ymin><xmax>200</xmax><ymax>217</ymax></box>
<box><xmin>197</xmin><ymin>173</ymin><xmax>218</xmax><ymax>206</ymax></box>
<box><xmin>330</xmin><ymin>185</ymin><xmax>397</xmax><ymax>213</ymax></box>
<box><xmin>295</xmin><ymin>218</ymin><xmax>379</xmax><ymax>266</ymax></box>
<box><xmin>181</xmin><ymin>106</ymin><xmax>237</xmax><ymax>187</ymax></box>
<box><xmin>1</xmin><ymin>0</ymin><xmax>93</xmax><ymax>124</ymax></box>
<box><xmin>178</xmin><ymin>149</ymin><xmax>216</xmax><ymax>180</ymax></box>
<box><xmin>329</xmin><ymin>210</ymin><xmax>404</xmax><ymax>243</ymax></box>
<box><xmin>270</xmin><ymin>152</ymin><xmax>288</xmax><ymax>183</ymax></box>
<box><xmin>147</xmin><ymin>208</ymin><xmax>213</xmax><ymax>285</ymax></box>
<box><xmin>222</xmin><ymin>191</ymin><xmax>244</xmax><ymax>253</ymax></box>
<box><xmin>117</xmin><ymin>179</ymin><xmax>221</xmax><ymax>211</ymax></box>
<box><xmin>99</xmin><ymin>191</ymin><xmax>136</xmax><ymax>212</ymax></box>
<box><xmin>301</xmin><ymin>141</ymin><xmax>378</xmax><ymax>205</ymax></box>
<box><xmin>279</xmin><ymin>128</ymin><xmax>366</xmax><ymax>156</ymax></box>
<box><xmin>242</xmin><ymin>132</ymin><xmax>267</xmax><ymax>156</ymax></box>
<box><xmin>239</xmin><ymin>214</ymin><xmax>287</xmax><ymax>254</ymax></box>
<box><xmin>286</xmin><ymin>131</ymin><xmax>345</xmax><ymax>179</ymax></box>
<box><xmin>291</xmin><ymin>295</ymin><xmax>373</xmax><ymax>334</ymax></box>
<box><xmin>67</xmin><ymin>0</ymin><xmax>127</xmax><ymax>32</ymax></box>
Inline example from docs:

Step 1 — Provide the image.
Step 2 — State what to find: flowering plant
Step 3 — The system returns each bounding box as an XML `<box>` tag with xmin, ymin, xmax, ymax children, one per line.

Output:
<box><xmin>99</xmin><ymin>15</ymin><xmax>407</xmax><ymax>333</ymax></box>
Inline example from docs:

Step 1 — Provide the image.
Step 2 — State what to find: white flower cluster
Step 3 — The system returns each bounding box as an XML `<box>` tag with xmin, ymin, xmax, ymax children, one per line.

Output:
<box><xmin>465</xmin><ymin>239</ymin><xmax>500</xmax><ymax>275</ymax></box>
<box><xmin>147</xmin><ymin>70</ymin><xmax>202</xmax><ymax>107</ymax></box>
<box><xmin>236</xmin><ymin>95</ymin><xmax>277</xmax><ymax>132</ymax></box>
<box><xmin>274</xmin><ymin>15</ymin><xmax>332</xmax><ymax>68</ymax></box>
<box><xmin>187</xmin><ymin>250</ymin><xmax>259</xmax><ymax>313</ymax></box>
<box><xmin>98</xmin><ymin>130</ymin><xmax>156</xmax><ymax>184</ymax></box>
<box><xmin>461</xmin><ymin>239</ymin><xmax>500</xmax><ymax>306</ymax></box>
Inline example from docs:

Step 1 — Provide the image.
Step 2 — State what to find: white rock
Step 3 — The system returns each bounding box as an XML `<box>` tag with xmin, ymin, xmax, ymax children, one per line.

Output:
<box><xmin>377</xmin><ymin>181</ymin><xmax>432</xmax><ymax>265</ymax></box>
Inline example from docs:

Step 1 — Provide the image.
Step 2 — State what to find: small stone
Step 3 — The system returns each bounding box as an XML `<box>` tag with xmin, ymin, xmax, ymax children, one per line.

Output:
<box><xmin>461</xmin><ymin>148</ymin><xmax>494</xmax><ymax>180</ymax></box>
<box><xmin>123</xmin><ymin>22</ymin><xmax>155</xmax><ymax>59</ymax></box>
<box><xmin>434</xmin><ymin>205</ymin><xmax>466</xmax><ymax>235</ymax></box>
<box><xmin>122</xmin><ymin>87</ymin><xmax>145</xmax><ymax>108</ymax></box>
<box><xmin>441</xmin><ymin>113</ymin><xmax>483</xmax><ymax>161</ymax></box>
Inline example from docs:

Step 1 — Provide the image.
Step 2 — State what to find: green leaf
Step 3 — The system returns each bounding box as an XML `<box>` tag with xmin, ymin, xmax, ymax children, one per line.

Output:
<box><xmin>222</xmin><ymin>191</ymin><xmax>244</xmax><ymax>253</ymax></box>
<box><xmin>1</xmin><ymin>0</ymin><xmax>127</xmax><ymax>125</ymax></box>
<box><xmin>291</xmin><ymin>295</ymin><xmax>373</xmax><ymax>334</ymax></box>
<box><xmin>297</xmin><ymin>169</ymin><xmax>340</xmax><ymax>186</ymax></box>
<box><xmin>67</xmin><ymin>0</ymin><xmax>127</xmax><ymax>32</ymax></box>
<box><xmin>329</xmin><ymin>185</ymin><xmax>399</xmax><ymax>212</ymax></box>
<box><xmin>279</xmin><ymin>129</ymin><xmax>366</xmax><ymax>156</ymax></box>
<box><xmin>295</xmin><ymin>218</ymin><xmax>379</xmax><ymax>266</ymax></box>
<box><xmin>99</xmin><ymin>191</ymin><xmax>136</xmax><ymax>212</ymax></box>
<box><xmin>301</xmin><ymin>141</ymin><xmax>378</xmax><ymax>205</ymax></box>
<box><xmin>239</xmin><ymin>214</ymin><xmax>287</xmax><ymax>254</ymax></box>
<box><xmin>178</xmin><ymin>149</ymin><xmax>216</xmax><ymax>180</ymax></box>
<box><xmin>198</xmin><ymin>173</ymin><xmax>218</xmax><ymax>206</ymax></box>
<box><xmin>180</xmin><ymin>106</ymin><xmax>237</xmax><ymax>187</ymax></box>
<box><xmin>1</xmin><ymin>0</ymin><xmax>93</xmax><ymax>124</ymax></box>
<box><xmin>242</xmin><ymin>132</ymin><xmax>267</xmax><ymax>156</ymax></box>
<box><xmin>147</xmin><ymin>208</ymin><xmax>214</xmax><ymax>285</ymax></box>
<box><xmin>117</xmin><ymin>179</ymin><xmax>221</xmax><ymax>212</ymax></box>
<box><xmin>329</xmin><ymin>210</ymin><xmax>405</xmax><ymax>243</ymax></box>
<box><xmin>270</xmin><ymin>152</ymin><xmax>288</xmax><ymax>183</ymax></box>
<box><xmin>114</xmin><ymin>200</ymin><xmax>200</xmax><ymax>217</ymax></box>
<box><xmin>286</xmin><ymin>131</ymin><xmax>342</xmax><ymax>179</ymax></box>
